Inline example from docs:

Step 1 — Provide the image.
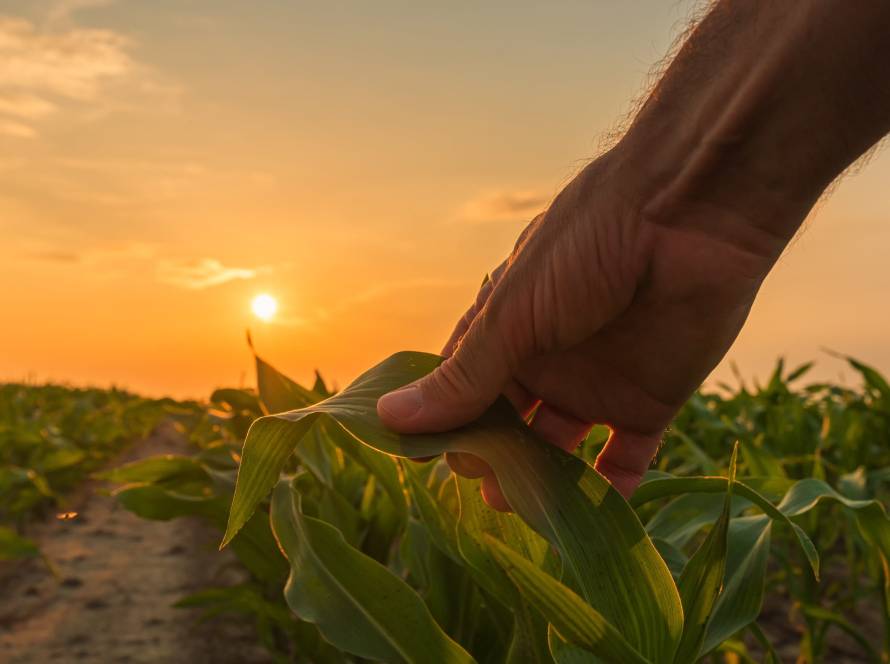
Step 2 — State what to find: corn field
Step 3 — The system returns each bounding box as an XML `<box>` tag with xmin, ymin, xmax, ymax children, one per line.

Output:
<box><xmin>67</xmin><ymin>346</ymin><xmax>890</xmax><ymax>663</ymax></box>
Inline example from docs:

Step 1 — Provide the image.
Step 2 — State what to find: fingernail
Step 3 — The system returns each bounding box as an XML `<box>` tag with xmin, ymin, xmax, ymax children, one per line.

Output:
<box><xmin>378</xmin><ymin>386</ymin><xmax>423</xmax><ymax>420</ymax></box>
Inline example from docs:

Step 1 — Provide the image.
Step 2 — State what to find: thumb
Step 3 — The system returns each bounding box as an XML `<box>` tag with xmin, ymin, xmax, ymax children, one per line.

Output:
<box><xmin>377</xmin><ymin>308</ymin><xmax>521</xmax><ymax>433</ymax></box>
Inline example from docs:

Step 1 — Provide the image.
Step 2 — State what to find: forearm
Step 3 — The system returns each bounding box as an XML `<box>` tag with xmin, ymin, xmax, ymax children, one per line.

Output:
<box><xmin>610</xmin><ymin>1</ymin><xmax>890</xmax><ymax>247</ymax></box>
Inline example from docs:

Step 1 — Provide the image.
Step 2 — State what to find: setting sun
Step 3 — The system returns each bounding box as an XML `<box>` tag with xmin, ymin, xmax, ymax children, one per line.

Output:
<box><xmin>251</xmin><ymin>294</ymin><xmax>278</xmax><ymax>321</ymax></box>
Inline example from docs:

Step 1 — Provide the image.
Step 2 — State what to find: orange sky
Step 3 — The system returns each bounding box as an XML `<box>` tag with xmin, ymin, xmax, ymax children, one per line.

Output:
<box><xmin>1</xmin><ymin>1</ymin><xmax>889</xmax><ymax>398</ymax></box>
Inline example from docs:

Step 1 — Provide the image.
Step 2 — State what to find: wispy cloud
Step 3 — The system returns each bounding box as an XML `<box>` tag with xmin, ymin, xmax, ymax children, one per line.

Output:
<box><xmin>156</xmin><ymin>258</ymin><xmax>271</xmax><ymax>290</ymax></box>
<box><xmin>0</xmin><ymin>93</ymin><xmax>56</xmax><ymax>119</ymax></box>
<box><xmin>0</xmin><ymin>4</ymin><xmax>176</xmax><ymax>138</ymax></box>
<box><xmin>0</xmin><ymin>17</ymin><xmax>132</xmax><ymax>100</ymax></box>
<box><xmin>26</xmin><ymin>241</ymin><xmax>157</xmax><ymax>265</ymax></box>
<box><xmin>457</xmin><ymin>189</ymin><xmax>550</xmax><ymax>224</ymax></box>
<box><xmin>47</xmin><ymin>0</ymin><xmax>117</xmax><ymax>23</ymax></box>
<box><xmin>24</xmin><ymin>244</ymin><xmax>278</xmax><ymax>290</ymax></box>
<box><xmin>0</xmin><ymin>118</ymin><xmax>37</xmax><ymax>138</ymax></box>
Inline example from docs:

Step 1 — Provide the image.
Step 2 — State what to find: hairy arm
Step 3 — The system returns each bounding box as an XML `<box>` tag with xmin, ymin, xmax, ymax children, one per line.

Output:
<box><xmin>378</xmin><ymin>0</ymin><xmax>890</xmax><ymax>507</ymax></box>
<box><xmin>627</xmin><ymin>1</ymin><xmax>890</xmax><ymax>240</ymax></box>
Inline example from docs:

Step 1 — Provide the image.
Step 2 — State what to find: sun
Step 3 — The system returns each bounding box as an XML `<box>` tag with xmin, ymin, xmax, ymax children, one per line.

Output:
<box><xmin>251</xmin><ymin>294</ymin><xmax>278</xmax><ymax>321</ymax></box>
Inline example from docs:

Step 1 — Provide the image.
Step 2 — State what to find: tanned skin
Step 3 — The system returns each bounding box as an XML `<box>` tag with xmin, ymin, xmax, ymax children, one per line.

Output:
<box><xmin>377</xmin><ymin>1</ymin><xmax>890</xmax><ymax>510</ymax></box>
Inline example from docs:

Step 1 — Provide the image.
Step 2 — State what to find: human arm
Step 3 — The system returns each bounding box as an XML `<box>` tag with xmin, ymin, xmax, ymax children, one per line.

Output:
<box><xmin>377</xmin><ymin>0</ymin><xmax>890</xmax><ymax>508</ymax></box>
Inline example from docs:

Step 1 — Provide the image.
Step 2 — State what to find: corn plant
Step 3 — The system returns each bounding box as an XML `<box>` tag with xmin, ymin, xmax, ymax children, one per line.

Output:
<box><xmin>101</xmin><ymin>345</ymin><xmax>890</xmax><ymax>661</ymax></box>
<box><xmin>0</xmin><ymin>383</ymin><xmax>169</xmax><ymax>562</ymax></box>
<box><xmin>208</xmin><ymin>350</ymin><xmax>890</xmax><ymax>663</ymax></box>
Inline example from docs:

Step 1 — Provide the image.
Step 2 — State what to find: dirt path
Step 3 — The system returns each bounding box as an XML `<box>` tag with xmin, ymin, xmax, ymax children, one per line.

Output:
<box><xmin>0</xmin><ymin>424</ymin><xmax>271</xmax><ymax>664</ymax></box>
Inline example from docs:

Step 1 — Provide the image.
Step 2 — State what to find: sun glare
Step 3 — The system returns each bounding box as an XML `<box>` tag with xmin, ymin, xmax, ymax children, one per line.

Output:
<box><xmin>251</xmin><ymin>294</ymin><xmax>278</xmax><ymax>321</ymax></box>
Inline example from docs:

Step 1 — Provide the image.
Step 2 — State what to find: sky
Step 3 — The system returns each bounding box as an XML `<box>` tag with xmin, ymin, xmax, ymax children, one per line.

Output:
<box><xmin>1</xmin><ymin>0</ymin><xmax>888</xmax><ymax>398</ymax></box>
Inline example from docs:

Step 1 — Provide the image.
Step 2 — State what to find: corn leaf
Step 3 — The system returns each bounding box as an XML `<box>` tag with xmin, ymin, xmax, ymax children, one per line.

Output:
<box><xmin>0</xmin><ymin>525</ymin><xmax>39</xmax><ymax>560</ymax></box>
<box><xmin>486</xmin><ymin>537</ymin><xmax>650</xmax><ymax>664</ymax></box>
<box><xmin>269</xmin><ymin>479</ymin><xmax>474</xmax><ymax>664</ymax></box>
<box><xmin>646</xmin><ymin>493</ymin><xmax>750</xmax><ymax>549</ymax></box>
<box><xmin>774</xmin><ymin>477</ymin><xmax>890</xmax><ymax>564</ymax></box>
<box><xmin>632</xmin><ymin>475</ymin><xmax>820</xmax><ymax>580</ymax></box>
<box><xmin>98</xmin><ymin>454</ymin><xmax>210</xmax><ymax>485</ymax></box>
<box><xmin>701</xmin><ymin>515</ymin><xmax>771</xmax><ymax>654</ymax></box>
<box><xmin>505</xmin><ymin>602</ymin><xmax>550</xmax><ymax>664</ymax></box>
<box><xmin>250</xmin><ymin>339</ymin><xmax>323</xmax><ymax>414</ymax></box>
<box><xmin>250</xmin><ymin>348</ymin><xmax>407</xmax><ymax>519</ymax></box>
<box><xmin>225</xmin><ymin>351</ymin><xmax>683</xmax><ymax>661</ymax></box>
<box><xmin>672</xmin><ymin>445</ymin><xmax>736</xmax><ymax>663</ymax></box>
<box><xmin>455</xmin><ymin>475</ymin><xmax>551</xmax><ymax>662</ymax></box>
<box><xmin>800</xmin><ymin>604</ymin><xmax>882</xmax><ymax>663</ymax></box>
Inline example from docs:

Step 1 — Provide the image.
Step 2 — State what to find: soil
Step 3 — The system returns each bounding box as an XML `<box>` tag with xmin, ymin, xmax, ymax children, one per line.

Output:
<box><xmin>0</xmin><ymin>423</ymin><xmax>271</xmax><ymax>664</ymax></box>
<box><xmin>746</xmin><ymin>581</ymin><xmax>885</xmax><ymax>664</ymax></box>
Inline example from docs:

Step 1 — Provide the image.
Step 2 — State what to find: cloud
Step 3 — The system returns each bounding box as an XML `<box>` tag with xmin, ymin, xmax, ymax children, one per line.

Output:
<box><xmin>21</xmin><ymin>244</ymin><xmax>282</xmax><ymax>291</ymax></box>
<box><xmin>0</xmin><ymin>119</ymin><xmax>37</xmax><ymax>138</ymax></box>
<box><xmin>458</xmin><ymin>189</ymin><xmax>550</xmax><ymax>223</ymax></box>
<box><xmin>0</xmin><ymin>7</ymin><xmax>177</xmax><ymax>138</ymax></box>
<box><xmin>24</xmin><ymin>241</ymin><xmax>157</xmax><ymax>265</ymax></box>
<box><xmin>0</xmin><ymin>17</ymin><xmax>132</xmax><ymax>100</ymax></box>
<box><xmin>156</xmin><ymin>258</ymin><xmax>270</xmax><ymax>290</ymax></box>
<box><xmin>47</xmin><ymin>0</ymin><xmax>117</xmax><ymax>23</ymax></box>
<box><xmin>0</xmin><ymin>93</ymin><xmax>56</xmax><ymax>118</ymax></box>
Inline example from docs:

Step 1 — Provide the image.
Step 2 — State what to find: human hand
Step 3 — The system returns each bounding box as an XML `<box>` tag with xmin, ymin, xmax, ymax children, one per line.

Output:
<box><xmin>376</xmin><ymin>0</ymin><xmax>890</xmax><ymax>510</ymax></box>
<box><xmin>376</xmin><ymin>150</ymin><xmax>785</xmax><ymax>509</ymax></box>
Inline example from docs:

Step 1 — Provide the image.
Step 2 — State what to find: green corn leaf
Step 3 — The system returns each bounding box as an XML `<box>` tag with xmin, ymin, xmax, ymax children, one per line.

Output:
<box><xmin>316</xmin><ymin>481</ymin><xmax>362</xmax><ymax>548</ymax></box>
<box><xmin>845</xmin><ymin>355</ymin><xmax>890</xmax><ymax>402</ymax></box>
<box><xmin>646</xmin><ymin>493</ymin><xmax>750</xmax><ymax>549</ymax></box>
<box><xmin>701</xmin><ymin>515</ymin><xmax>771</xmax><ymax>654</ymax></box>
<box><xmin>650</xmin><ymin>537</ymin><xmax>688</xmax><ymax>579</ymax></box>
<box><xmin>504</xmin><ymin>602</ymin><xmax>550</xmax><ymax>664</ymax></box>
<box><xmin>672</xmin><ymin>445</ymin><xmax>737</xmax><ymax>664</ymax></box>
<box><xmin>548</xmin><ymin>627</ymin><xmax>603</xmax><ymax>664</ymax></box>
<box><xmin>0</xmin><ymin>526</ymin><xmax>39</xmax><ymax>560</ymax></box>
<box><xmin>39</xmin><ymin>447</ymin><xmax>86</xmax><ymax>472</ymax></box>
<box><xmin>455</xmin><ymin>475</ymin><xmax>551</xmax><ymax>662</ymax></box>
<box><xmin>269</xmin><ymin>479</ymin><xmax>474</xmax><ymax>664</ymax></box>
<box><xmin>404</xmin><ymin>460</ymin><xmax>531</xmax><ymax>656</ymax></box>
<box><xmin>632</xmin><ymin>475</ymin><xmax>820</xmax><ymax>580</ymax></box>
<box><xmin>98</xmin><ymin>454</ymin><xmax>210</xmax><ymax>485</ymax></box>
<box><xmin>747</xmin><ymin>623</ymin><xmax>781</xmax><ymax>664</ymax></box>
<box><xmin>454</xmin><ymin>474</ymin><xmax>549</xmax><ymax>606</ymax></box>
<box><xmin>399</xmin><ymin>518</ymin><xmax>434</xmax><ymax>588</ymax></box>
<box><xmin>294</xmin><ymin>419</ymin><xmax>344</xmax><ymax>489</ymax></box>
<box><xmin>738</xmin><ymin>436</ymin><xmax>786</xmax><ymax>478</ymax></box>
<box><xmin>774</xmin><ymin>477</ymin><xmax>890</xmax><ymax>565</ymax></box>
<box><xmin>486</xmin><ymin>537</ymin><xmax>650</xmax><ymax>664</ymax></box>
<box><xmin>784</xmin><ymin>361</ymin><xmax>814</xmax><ymax>383</ymax></box>
<box><xmin>248</xmin><ymin>334</ymin><xmax>323</xmax><ymax>413</ymax></box>
<box><xmin>800</xmin><ymin>605</ymin><xmax>882</xmax><ymax>663</ymax></box>
<box><xmin>312</xmin><ymin>370</ymin><xmax>333</xmax><ymax>398</ymax></box>
<box><xmin>209</xmin><ymin>387</ymin><xmax>262</xmax><ymax>415</ymax></box>
<box><xmin>225</xmin><ymin>351</ymin><xmax>683</xmax><ymax>661</ymax></box>
<box><xmin>401</xmin><ymin>460</ymin><xmax>462</xmax><ymax>562</ymax></box>
<box><xmin>456</xmin><ymin>475</ymin><xmax>548</xmax><ymax>567</ymax></box>
<box><xmin>251</xmin><ymin>345</ymin><xmax>408</xmax><ymax>518</ymax></box>
<box><xmin>324</xmin><ymin>420</ymin><xmax>407</xmax><ymax>519</ymax></box>
<box><xmin>670</xmin><ymin>428</ymin><xmax>719</xmax><ymax>475</ymax></box>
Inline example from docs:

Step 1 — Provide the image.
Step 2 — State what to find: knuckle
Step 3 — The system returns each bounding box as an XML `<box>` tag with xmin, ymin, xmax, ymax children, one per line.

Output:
<box><xmin>430</xmin><ymin>357</ymin><xmax>476</xmax><ymax>400</ymax></box>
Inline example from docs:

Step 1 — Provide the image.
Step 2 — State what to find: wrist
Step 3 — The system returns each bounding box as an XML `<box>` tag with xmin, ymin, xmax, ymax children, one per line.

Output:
<box><xmin>599</xmin><ymin>0</ymin><xmax>890</xmax><ymax>260</ymax></box>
